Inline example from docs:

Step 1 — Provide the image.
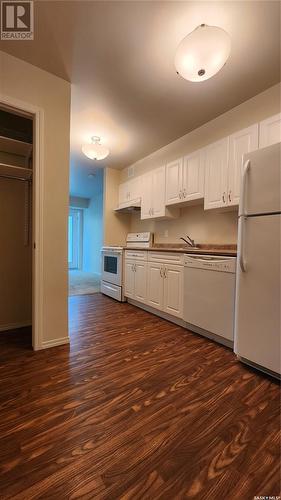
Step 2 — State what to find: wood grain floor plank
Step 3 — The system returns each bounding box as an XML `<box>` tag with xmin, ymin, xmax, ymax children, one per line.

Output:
<box><xmin>0</xmin><ymin>293</ymin><xmax>280</xmax><ymax>499</ymax></box>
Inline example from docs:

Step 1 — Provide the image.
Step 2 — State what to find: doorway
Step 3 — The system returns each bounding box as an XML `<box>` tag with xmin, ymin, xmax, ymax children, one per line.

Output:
<box><xmin>68</xmin><ymin>170</ymin><xmax>104</xmax><ymax>297</ymax></box>
<box><xmin>0</xmin><ymin>95</ymin><xmax>44</xmax><ymax>350</ymax></box>
<box><xmin>0</xmin><ymin>108</ymin><xmax>33</xmax><ymax>348</ymax></box>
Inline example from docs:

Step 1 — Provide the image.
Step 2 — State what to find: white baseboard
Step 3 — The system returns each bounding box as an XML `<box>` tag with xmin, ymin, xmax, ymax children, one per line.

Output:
<box><xmin>0</xmin><ymin>321</ymin><xmax>32</xmax><ymax>332</ymax></box>
<box><xmin>39</xmin><ymin>336</ymin><xmax>70</xmax><ymax>350</ymax></box>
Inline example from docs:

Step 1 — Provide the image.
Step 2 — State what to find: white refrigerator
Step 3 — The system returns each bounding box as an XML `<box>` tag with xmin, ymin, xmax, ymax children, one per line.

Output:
<box><xmin>234</xmin><ymin>142</ymin><xmax>281</xmax><ymax>377</ymax></box>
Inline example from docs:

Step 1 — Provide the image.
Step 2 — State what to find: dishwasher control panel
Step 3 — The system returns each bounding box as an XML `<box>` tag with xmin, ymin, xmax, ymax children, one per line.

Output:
<box><xmin>184</xmin><ymin>254</ymin><xmax>236</xmax><ymax>273</ymax></box>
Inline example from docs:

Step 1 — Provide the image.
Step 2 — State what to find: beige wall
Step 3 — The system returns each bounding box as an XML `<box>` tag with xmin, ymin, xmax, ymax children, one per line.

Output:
<box><xmin>0</xmin><ymin>51</ymin><xmax>71</xmax><ymax>347</ymax></box>
<box><xmin>103</xmin><ymin>168</ymin><xmax>130</xmax><ymax>246</ymax></box>
<box><xmin>120</xmin><ymin>83</ymin><xmax>281</xmax><ymax>244</ymax></box>
<box><xmin>130</xmin><ymin>205</ymin><xmax>238</xmax><ymax>245</ymax></box>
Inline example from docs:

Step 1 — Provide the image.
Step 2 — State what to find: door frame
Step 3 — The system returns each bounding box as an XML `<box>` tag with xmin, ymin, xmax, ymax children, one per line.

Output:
<box><xmin>0</xmin><ymin>93</ymin><xmax>44</xmax><ymax>351</ymax></box>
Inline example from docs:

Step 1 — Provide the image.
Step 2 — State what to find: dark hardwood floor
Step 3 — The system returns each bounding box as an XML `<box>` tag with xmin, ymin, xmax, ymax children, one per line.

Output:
<box><xmin>0</xmin><ymin>294</ymin><xmax>280</xmax><ymax>499</ymax></box>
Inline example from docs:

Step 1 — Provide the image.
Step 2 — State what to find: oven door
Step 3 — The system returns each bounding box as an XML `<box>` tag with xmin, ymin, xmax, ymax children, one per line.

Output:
<box><xmin>101</xmin><ymin>250</ymin><xmax>122</xmax><ymax>286</ymax></box>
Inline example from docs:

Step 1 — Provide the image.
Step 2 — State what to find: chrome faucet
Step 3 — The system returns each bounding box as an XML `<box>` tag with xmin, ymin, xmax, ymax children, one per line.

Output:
<box><xmin>180</xmin><ymin>235</ymin><xmax>196</xmax><ymax>247</ymax></box>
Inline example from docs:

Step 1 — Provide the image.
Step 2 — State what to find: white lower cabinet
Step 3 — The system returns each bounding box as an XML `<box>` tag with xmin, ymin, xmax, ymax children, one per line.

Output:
<box><xmin>147</xmin><ymin>262</ymin><xmax>163</xmax><ymax>310</ymax></box>
<box><xmin>124</xmin><ymin>260</ymin><xmax>147</xmax><ymax>303</ymax></box>
<box><xmin>163</xmin><ymin>264</ymin><xmax>183</xmax><ymax>318</ymax></box>
<box><xmin>135</xmin><ymin>261</ymin><xmax>147</xmax><ymax>303</ymax></box>
<box><xmin>147</xmin><ymin>260</ymin><xmax>183</xmax><ymax>318</ymax></box>
<box><xmin>124</xmin><ymin>260</ymin><xmax>135</xmax><ymax>298</ymax></box>
<box><xmin>125</xmin><ymin>252</ymin><xmax>184</xmax><ymax>319</ymax></box>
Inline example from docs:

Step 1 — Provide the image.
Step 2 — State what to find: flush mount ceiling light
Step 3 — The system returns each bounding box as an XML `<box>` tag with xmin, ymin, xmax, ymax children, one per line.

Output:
<box><xmin>82</xmin><ymin>136</ymin><xmax>109</xmax><ymax>160</ymax></box>
<box><xmin>175</xmin><ymin>24</ymin><xmax>231</xmax><ymax>82</ymax></box>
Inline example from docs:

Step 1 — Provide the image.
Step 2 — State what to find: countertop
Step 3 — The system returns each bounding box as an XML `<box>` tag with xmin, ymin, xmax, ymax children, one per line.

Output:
<box><xmin>124</xmin><ymin>244</ymin><xmax>237</xmax><ymax>256</ymax></box>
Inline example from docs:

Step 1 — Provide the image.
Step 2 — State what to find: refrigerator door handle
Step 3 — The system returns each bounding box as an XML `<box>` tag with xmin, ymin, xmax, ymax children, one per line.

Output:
<box><xmin>239</xmin><ymin>159</ymin><xmax>251</xmax><ymax>216</ymax></box>
<box><xmin>239</xmin><ymin>216</ymin><xmax>247</xmax><ymax>272</ymax></box>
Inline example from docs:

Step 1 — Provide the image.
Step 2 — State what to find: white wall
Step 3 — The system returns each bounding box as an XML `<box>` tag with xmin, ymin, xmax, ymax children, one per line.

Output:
<box><xmin>0</xmin><ymin>51</ymin><xmax>71</xmax><ymax>347</ymax></box>
<box><xmin>120</xmin><ymin>83</ymin><xmax>281</xmax><ymax>245</ymax></box>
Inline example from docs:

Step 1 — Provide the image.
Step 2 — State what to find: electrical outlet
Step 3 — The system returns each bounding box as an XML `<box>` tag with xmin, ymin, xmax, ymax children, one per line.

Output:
<box><xmin>164</xmin><ymin>229</ymin><xmax>169</xmax><ymax>238</ymax></box>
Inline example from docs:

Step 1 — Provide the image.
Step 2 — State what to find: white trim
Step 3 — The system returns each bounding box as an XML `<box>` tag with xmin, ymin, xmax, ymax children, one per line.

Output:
<box><xmin>0</xmin><ymin>94</ymin><xmax>44</xmax><ymax>351</ymax></box>
<box><xmin>0</xmin><ymin>321</ymin><xmax>32</xmax><ymax>332</ymax></box>
<box><xmin>40</xmin><ymin>337</ymin><xmax>70</xmax><ymax>349</ymax></box>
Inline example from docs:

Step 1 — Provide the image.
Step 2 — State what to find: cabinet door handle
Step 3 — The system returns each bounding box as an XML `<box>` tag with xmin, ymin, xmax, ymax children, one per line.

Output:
<box><xmin>134</xmin><ymin>264</ymin><xmax>137</xmax><ymax>272</ymax></box>
<box><xmin>160</xmin><ymin>267</ymin><xmax>163</xmax><ymax>277</ymax></box>
<box><xmin>151</xmin><ymin>208</ymin><xmax>154</xmax><ymax>216</ymax></box>
<box><xmin>228</xmin><ymin>191</ymin><xmax>232</xmax><ymax>203</ymax></box>
<box><xmin>164</xmin><ymin>267</ymin><xmax>167</xmax><ymax>278</ymax></box>
<box><xmin>222</xmin><ymin>192</ymin><xmax>226</xmax><ymax>203</ymax></box>
<box><xmin>179</xmin><ymin>190</ymin><xmax>182</xmax><ymax>199</ymax></box>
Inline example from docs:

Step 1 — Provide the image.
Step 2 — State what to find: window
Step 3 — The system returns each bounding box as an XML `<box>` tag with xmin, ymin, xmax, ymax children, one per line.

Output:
<box><xmin>68</xmin><ymin>208</ymin><xmax>83</xmax><ymax>270</ymax></box>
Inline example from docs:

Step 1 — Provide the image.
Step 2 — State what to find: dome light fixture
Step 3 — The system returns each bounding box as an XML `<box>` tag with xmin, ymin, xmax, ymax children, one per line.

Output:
<box><xmin>175</xmin><ymin>24</ymin><xmax>231</xmax><ymax>82</ymax></box>
<box><xmin>82</xmin><ymin>136</ymin><xmax>109</xmax><ymax>160</ymax></box>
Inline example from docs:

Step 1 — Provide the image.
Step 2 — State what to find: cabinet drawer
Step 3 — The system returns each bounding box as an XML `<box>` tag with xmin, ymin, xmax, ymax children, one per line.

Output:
<box><xmin>148</xmin><ymin>252</ymin><xmax>184</xmax><ymax>265</ymax></box>
<box><xmin>101</xmin><ymin>281</ymin><xmax>122</xmax><ymax>301</ymax></box>
<box><xmin>125</xmin><ymin>250</ymin><xmax>147</xmax><ymax>261</ymax></box>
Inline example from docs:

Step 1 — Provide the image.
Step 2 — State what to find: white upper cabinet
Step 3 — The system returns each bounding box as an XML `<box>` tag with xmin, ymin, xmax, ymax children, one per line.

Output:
<box><xmin>228</xmin><ymin>124</ymin><xmax>259</xmax><ymax>206</ymax></box>
<box><xmin>152</xmin><ymin>166</ymin><xmax>166</xmax><ymax>218</ymax></box>
<box><xmin>165</xmin><ymin>158</ymin><xmax>183</xmax><ymax>205</ymax></box>
<box><xmin>118</xmin><ymin>177</ymin><xmax>141</xmax><ymax>206</ymax></box>
<box><xmin>140</xmin><ymin>172</ymin><xmax>153</xmax><ymax>219</ymax></box>
<box><xmin>141</xmin><ymin>166</ymin><xmax>178</xmax><ymax>219</ymax></box>
<box><xmin>118</xmin><ymin>182</ymin><xmax>128</xmax><ymax>206</ymax></box>
<box><xmin>259</xmin><ymin>113</ymin><xmax>281</xmax><ymax>148</ymax></box>
<box><xmin>204</xmin><ymin>137</ymin><xmax>229</xmax><ymax>210</ymax></box>
<box><xmin>182</xmin><ymin>149</ymin><xmax>205</xmax><ymax>201</ymax></box>
<box><xmin>165</xmin><ymin>151</ymin><xmax>204</xmax><ymax>206</ymax></box>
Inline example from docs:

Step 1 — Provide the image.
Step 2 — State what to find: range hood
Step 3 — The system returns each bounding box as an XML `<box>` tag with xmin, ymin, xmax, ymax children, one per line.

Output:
<box><xmin>114</xmin><ymin>198</ymin><xmax>141</xmax><ymax>213</ymax></box>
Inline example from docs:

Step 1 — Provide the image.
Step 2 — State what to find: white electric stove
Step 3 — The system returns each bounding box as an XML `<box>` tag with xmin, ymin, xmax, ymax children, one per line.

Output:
<box><xmin>101</xmin><ymin>232</ymin><xmax>153</xmax><ymax>301</ymax></box>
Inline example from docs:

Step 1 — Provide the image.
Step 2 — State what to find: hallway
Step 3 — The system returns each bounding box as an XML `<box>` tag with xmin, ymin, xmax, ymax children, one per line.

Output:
<box><xmin>68</xmin><ymin>270</ymin><xmax>100</xmax><ymax>296</ymax></box>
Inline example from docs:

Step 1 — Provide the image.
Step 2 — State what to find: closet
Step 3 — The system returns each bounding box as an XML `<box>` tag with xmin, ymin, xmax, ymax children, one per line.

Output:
<box><xmin>0</xmin><ymin>108</ymin><xmax>33</xmax><ymax>344</ymax></box>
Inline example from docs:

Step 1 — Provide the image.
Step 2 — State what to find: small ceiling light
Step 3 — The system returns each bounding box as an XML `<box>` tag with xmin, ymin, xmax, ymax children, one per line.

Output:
<box><xmin>82</xmin><ymin>136</ymin><xmax>109</xmax><ymax>160</ymax></box>
<box><xmin>175</xmin><ymin>24</ymin><xmax>231</xmax><ymax>82</ymax></box>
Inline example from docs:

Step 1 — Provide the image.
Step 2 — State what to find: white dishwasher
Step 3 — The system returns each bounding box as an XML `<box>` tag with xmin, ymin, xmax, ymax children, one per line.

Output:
<box><xmin>184</xmin><ymin>254</ymin><xmax>236</xmax><ymax>346</ymax></box>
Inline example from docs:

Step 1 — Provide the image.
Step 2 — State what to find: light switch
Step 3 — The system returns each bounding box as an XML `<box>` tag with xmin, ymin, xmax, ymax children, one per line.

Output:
<box><xmin>164</xmin><ymin>229</ymin><xmax>169</xmax><ymax>238</ymax></box>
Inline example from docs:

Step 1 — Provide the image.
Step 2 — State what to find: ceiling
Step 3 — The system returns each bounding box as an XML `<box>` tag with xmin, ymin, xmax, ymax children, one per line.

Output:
<box><xmin>1</xmin><ymin>1</ymin><xmax>280</xmax><ymax>189</ymax></box>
